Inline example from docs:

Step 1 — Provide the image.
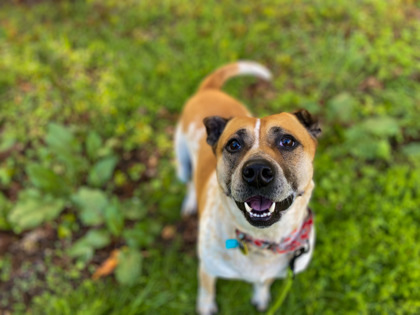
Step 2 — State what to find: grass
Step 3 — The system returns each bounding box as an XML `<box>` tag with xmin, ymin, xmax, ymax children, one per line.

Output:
<box><xmin>0</xmin><ymin>0</ymin><xmax>419</xmax><ymax>314</ymax></box>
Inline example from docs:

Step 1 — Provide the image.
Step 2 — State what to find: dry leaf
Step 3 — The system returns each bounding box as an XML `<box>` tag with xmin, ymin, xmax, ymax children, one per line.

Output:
<box><xmin>161</xmin><ymin>225</ymin><xmax>176</xmax><ymax>240</ymax></box>
<box><xmin>92</xmin><ymin>249</ymin><xmax>120</xmax><ymax>280</ymax></box>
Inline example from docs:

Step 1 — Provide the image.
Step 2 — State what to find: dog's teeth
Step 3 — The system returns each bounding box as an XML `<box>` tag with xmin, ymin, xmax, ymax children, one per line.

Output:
<box><xmin>248</xmin><ymin>210</ymin><xmax>272</xmax><ymax>218</ymax></box>
<box><xmin>269</xmin><ymin>202</ymin><xmax>276</xmax><ymax>213</ymax></box>
<box><xmin>244</xmin><ymin>202</ymin><xmax>253</xmax><ymax>213</ymax></box>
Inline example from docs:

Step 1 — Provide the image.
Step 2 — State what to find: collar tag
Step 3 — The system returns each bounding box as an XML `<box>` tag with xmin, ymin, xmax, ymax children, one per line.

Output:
<box><xmin>226</xmin><ymin>239</ymin><xmax>248</xmax><ymax>255</ymax></box>
<box><xmin>225</xmin><ymin>239</ymin><xmax>240</xmax><ymax>249</ymax></box>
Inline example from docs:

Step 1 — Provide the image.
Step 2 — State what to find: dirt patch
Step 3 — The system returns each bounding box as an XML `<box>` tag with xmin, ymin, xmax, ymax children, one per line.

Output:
<box><xmin>178</xmin><ymin>214</ymin><xmax>198</xmax><ymax>254</ymax></box>
<box><xmin>159</xmin><ymin>213</ymin><xmax>198</xmax><ymax>257</ymax></box>
<box><xmin>0</xmin><ymin>225</ymin><xmax>62</xmax><ymax>310</ymax></box>
<box><xmin>243</xmin><ymin>79</ymin><xmax>276</xmax><ymax>101</ymax></box>
<box><xmin>0</xmin><ymin>223</ymin><xmax>128</xmax><ymax>312</ymax></box>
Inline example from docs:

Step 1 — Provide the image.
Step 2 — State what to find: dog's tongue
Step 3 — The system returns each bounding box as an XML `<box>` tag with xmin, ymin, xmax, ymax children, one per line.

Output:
<box><xmin>246</xmin><ymin>196</ymin><xmax>273</xmax><ymax>211</ymax></box>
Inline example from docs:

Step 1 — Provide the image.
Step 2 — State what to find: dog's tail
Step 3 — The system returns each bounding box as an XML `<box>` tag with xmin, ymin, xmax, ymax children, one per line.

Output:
<box><xmin>198</xmin><ymin>61</ymin><xmax>272</xmax><ymax>91</ymax></box>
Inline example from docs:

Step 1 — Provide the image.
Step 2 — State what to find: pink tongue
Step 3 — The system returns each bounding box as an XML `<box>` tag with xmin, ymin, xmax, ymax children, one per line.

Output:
<box><xmin>246</xmin><ymin>196</ymin><xmax>273</xmax><ymax>212</ymax></box>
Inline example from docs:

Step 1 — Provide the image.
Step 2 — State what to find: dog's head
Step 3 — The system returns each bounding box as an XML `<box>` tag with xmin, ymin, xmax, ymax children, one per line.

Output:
<box><xmin>203</xmin><ymin>110</ymin><xmax>321</xmax><ymax>228</ymax></box>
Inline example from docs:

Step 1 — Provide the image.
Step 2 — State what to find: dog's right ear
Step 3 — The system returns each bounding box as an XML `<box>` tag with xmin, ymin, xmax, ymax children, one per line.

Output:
<box><xmin>203</xmin><ymin>116</ymin><xmax>230</xmax><ymax>152</ymax></box>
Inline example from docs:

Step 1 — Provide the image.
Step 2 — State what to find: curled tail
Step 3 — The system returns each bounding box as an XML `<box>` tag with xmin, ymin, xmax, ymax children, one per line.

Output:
<box><xmin>198</xmin><ymin>61</ymin><xmax>272</xmax><ymax>91</ymax></box>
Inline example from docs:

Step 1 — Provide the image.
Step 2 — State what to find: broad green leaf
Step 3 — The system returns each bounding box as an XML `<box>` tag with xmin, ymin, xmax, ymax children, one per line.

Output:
<box><xmin>68</xmin><ymin>229</ymin><xmax>111</xmax><ymax>261</ymax></box>
<box><xmin>45</xmin><ymin>123</ymin><xmax>79</xmax><ymax>154</ymax></box>
<box><xmin>115</xmin><ymin>248</ymin><xmax>142</xmax><ymax>286</ymax></box>
<box><xmin>45</xmin><ymin>123</ymin><xmax>86</xmax><ymax>179</ymax></box>
<box><xmin>0</xmin><ymin>192</ymin><xmax>12</xmax><ymax>230</ymax></box>
<box><xmin>8</xmin><ymin>190</ymin><xmax>65</xmax><ymax>233</ymax></box>
<box><xmin>0</xmin><ymin>167</ymin><xmax>13</xmax><ymax>186</ymax></box>
<box><xmin>68</xmin><ymin>243</ymin><xmax>94</xmax><ymax>262</ymax></box>
<box><xmin>122</xmin><ymin>221</ymin><xmax>161</xmax><ymax>248</ymax></box>
<box><xmin>104</xmin><ymin>199</ymin><xmax>124</xmax><ymax>236</ymax></box>
<box><xmin>26</xmin><ymin>164</ymin><xmax>70</xmax><ymax>196</ymax></box>
<box><xmin>86</xmin><ymin>131</ymin><xmax>102</xmax><ymax>161</ymax></box>
<box><xmin>121</xmin><ymin>198</ymin><xmax>147</xmax><ymax>220</ymax></box>
<box><xmin>344</xmin><ymin>118</ymin><xmax>398</xmax><ymax>160</ymax></box>
<box><xmin>81</xmin><ymin>229</ymin><xmax>111</xmax><ymax>248</ymax></box>
<box><xmin>0</xmin><ymin>134</ymin><xmax>15</xmax><ymax>152</ymax></box>
<box><xmin>327</xmin><ymin>92</ymin><xmax>357</xmax><ymax>123</ymax></box>
<box><xmin>346</xmin><ymin>137</ymin><xmax>391</xmax><ymax>161</ymax></box>
<box><xmin>87</xmin><ymin>156</ymin><xmax>118</xmax><ymax>187</ymax></box>
<box><xmin>402</xmin><ymin>143</ymin><xmax>420</xmax><ymax>158</ymax></box>
<box><xmin>345</xmin><ymin>124</ymin><xmax>367</xmax><ymax>142</ymax></box>
<box><xmin>122</xmin><ymin>228</ymin><xmax>148</xmax><ymax>249</ymax></box>
<box><xmin>361</xmin><ymin>117</ymin><xmax>400</xmax><ymax>137</ymax></box>
<box><xmin>71</xmin><ymin>187</ymin><xmax>109</xmax><ymax>226</ymax></box>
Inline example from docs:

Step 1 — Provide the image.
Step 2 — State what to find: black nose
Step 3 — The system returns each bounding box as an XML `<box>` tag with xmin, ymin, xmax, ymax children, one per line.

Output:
<box><xmin>242</xmin><ymin>160</ymin><xmax>275</xmax><ymax>187</ymax></box>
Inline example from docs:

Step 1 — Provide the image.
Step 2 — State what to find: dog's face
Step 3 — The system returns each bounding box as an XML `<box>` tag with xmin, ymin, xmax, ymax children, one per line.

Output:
<box><xmin>204</xmin><ymin>110</ymin><xmax>320</xmax><ymax>228</ymax></box>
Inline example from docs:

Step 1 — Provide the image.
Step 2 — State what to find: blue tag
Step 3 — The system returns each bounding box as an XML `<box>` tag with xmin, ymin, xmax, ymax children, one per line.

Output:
<box><xmin>225</xmin><ymin>239</ymin><xmax>240</xmax><ymax>249</ymax></box>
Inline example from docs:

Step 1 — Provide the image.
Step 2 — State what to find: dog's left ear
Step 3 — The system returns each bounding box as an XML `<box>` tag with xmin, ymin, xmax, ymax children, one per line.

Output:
<box><xmin>293</xmin><ymin>109</ymin><xmax>321</xmax><ymax>138</ymax></box>
<box><xmin>203</xmin><ymin>116</ymin><xmax>230</xmax><ymax>152</ymax></box>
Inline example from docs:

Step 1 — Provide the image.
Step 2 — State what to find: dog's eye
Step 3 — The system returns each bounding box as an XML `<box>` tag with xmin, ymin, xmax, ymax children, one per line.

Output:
<box><xmin>279</xmin><ymin>136</ymin><xmax>296</xmax><ymax>148</ymax></box>
<box><xmin>226</xmin><ymin>139</ymin><xmax>242</xmax><ymax>153</ymax></box>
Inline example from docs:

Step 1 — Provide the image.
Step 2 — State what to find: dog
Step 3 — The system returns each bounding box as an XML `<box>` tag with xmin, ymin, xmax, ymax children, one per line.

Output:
<box><xmin>174</xmin><ymin>61</ymin><xmax>321</xmax><ymax>314</ymax></box>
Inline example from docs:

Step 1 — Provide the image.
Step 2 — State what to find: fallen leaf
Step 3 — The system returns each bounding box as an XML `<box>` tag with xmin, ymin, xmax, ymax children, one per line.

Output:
<box><xmin>161</xmin><ymin>225</ymin><xmax>176</xmax><ymax>240</ymax></box>
<box><xmin>20</xmin><ymin>227</ymin><xmax>54</xmax><ymax>254</ymax></box>
<box><xmin>359</xmin><ymin>76</ymin><xmax>383</xmax><ymax>91</ymax></box>
<box><xmin>92</xmin><ymin>249</ymin><xmax>120</xmax><ymax>280</ymax></box>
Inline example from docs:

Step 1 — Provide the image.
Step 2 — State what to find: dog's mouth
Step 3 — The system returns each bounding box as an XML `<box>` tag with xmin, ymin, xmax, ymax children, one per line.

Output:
<box><xmin>235</xmin><ymin>195</ymin><xmax>294</xmax><ymax>227</ymax></box>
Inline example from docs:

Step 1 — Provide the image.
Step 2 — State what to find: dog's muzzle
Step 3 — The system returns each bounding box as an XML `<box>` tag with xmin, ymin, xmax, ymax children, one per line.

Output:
<box><xmin>242</xmin><ymin>159</ymin><xmax>275</xmax><ymax>188</ymax></box>
<box><xmin>233</xmin><ymin>159</ymin><xmax>295</xmax><ymax>227</ymax></box>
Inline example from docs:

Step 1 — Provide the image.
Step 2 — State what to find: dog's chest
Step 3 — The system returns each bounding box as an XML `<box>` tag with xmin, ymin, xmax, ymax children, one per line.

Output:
<box><xmin>198</xmin><ymin>182</ymin><xmax>290</xmax><ymax>282</ymax></box>
<box><xmin>199</xmin><ymin>230</ymin><xmax>290</xmax><ymax>282</ymax></box>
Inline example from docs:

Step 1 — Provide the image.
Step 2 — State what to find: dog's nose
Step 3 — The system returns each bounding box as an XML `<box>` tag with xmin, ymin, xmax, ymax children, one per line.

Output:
<box><xmin>242</xmin><ymin>160</ymin><xmax>275</xmax><ymax>187</ymax></box>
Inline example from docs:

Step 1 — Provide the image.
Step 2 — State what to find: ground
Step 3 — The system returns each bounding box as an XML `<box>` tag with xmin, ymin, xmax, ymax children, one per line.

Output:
<box><xmin>0</xmin><ymin>0</ymin><xmax>419</xmax><ymax>314</ymax></box>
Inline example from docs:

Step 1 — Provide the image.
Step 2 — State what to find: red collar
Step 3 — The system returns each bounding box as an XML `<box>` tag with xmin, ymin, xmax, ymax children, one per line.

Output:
<box><xmin>235</xmin><ymin>209</ymin><xmax>314</xmax><ymax>254</ymax></box>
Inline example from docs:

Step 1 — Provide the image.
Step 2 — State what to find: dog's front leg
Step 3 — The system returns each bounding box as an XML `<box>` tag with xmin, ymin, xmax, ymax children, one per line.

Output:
<box><xmin>251</xmin><ymin>278</ymin><xmax>274</xmax><ymax>311</ymax></box>
<box><xmin>197</xmin><ymin>265</ymin><xmax>217</xmax><ymax>315</ymax></box>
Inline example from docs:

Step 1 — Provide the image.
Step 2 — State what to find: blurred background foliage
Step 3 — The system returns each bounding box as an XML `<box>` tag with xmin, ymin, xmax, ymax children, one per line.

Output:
<box><xmin>0</xmin><ymin>0</ymin><xmax>419</xmax><ymax>314</ymax></box>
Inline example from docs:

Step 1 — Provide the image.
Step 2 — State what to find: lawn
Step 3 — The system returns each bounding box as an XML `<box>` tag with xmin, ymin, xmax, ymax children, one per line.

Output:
<box><xmin>0</xmin><ymin>0</ymin><xmax>419</xmax><ymax>314</ymax></box>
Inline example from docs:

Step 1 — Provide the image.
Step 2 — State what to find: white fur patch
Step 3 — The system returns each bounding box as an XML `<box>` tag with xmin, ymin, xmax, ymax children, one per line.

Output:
<box><xmin>174</xmin><ymin>124</ymin><xmax>191</xmax><ymax>183</ymax></box>
<box><xmin>182</xmin><ymin>181</ymin><xmax>197</xmax><ymax>216</ymax></box>
<box><xmin>238</xmin><ymin>61</ymin><xmax>272</xmax><ymax>81</ymax></box>
<box><xmin>186</xmin><ymin>122</ymin><xmax>206</xmax><ymax>168</ymax></box>
<box><xmin>253</xmin><ymin>119</ymin><xmax>261</xmax><ymax>149</ymax></box>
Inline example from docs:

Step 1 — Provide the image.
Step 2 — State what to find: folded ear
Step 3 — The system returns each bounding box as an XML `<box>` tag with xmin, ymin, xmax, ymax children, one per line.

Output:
<box><xmin>203</xmin><ymin>116</ymin><xmax>230</xmax><ymax>151</ymax></box>
<box><xmin>293</xmin><ymin>109</ymin><xmax>321</xmax><ymax>138</ymax></box>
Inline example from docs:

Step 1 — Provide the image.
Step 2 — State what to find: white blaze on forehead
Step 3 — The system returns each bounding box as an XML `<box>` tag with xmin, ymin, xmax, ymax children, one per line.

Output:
<box><xmin>253</xmin><ymin>118</ymin><xmax>261</xmax><ymax>149</ymax></box>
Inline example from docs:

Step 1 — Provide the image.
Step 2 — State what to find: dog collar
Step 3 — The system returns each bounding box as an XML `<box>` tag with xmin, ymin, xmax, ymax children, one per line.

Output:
<box><xmin>225</xmin><ymin>208</ymin><xmax>313</xmax><ymax>255</ymax></box>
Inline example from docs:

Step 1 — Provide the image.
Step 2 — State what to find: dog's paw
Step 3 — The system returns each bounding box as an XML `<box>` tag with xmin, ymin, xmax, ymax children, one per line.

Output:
<box><xmin>197</xmin><ymin>301</ymin><xmax>218</xmax><ymax>315</ymax></box>
<box><xmin>251</xmin><ymin>285</ymin><xmax>271</xmax><ymax>312</ymax></box>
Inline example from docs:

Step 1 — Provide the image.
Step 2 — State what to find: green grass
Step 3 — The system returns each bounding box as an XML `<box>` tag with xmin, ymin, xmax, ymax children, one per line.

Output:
<box><xmin>0</xmin><ymin>0</ymin><xmax>419</xmax><ymax>314</ymax></box>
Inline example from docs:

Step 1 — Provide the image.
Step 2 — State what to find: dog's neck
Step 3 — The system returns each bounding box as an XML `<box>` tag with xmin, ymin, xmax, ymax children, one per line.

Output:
<box><xmin>220</xmin><ymin>180</ymin><xmax>314</xmax><ymax>244</ymax></box>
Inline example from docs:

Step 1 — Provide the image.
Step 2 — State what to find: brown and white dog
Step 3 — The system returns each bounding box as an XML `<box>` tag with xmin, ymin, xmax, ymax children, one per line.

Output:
<box><xmin>174</xmin><ymin>62</ymin><xmax>321</xmax><ymax>314</ymax></box>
